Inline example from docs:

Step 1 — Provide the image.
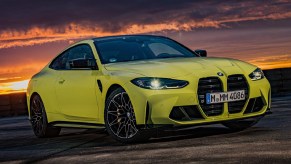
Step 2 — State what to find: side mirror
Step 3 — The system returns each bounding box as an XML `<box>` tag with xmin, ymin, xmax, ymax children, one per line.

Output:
<box><xmin>69</xmin><ymin>58</ymin><xmax>98</xmax><ymax>70</ymax></box>
<box><xmin>194</xmin><ymin>49</ymin><xmax>207</xmax><ymax>57</ymax></box>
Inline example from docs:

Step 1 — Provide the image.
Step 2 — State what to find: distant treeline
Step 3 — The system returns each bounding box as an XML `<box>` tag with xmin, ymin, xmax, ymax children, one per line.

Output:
<box><xmin>0</xmin><ymin>92</ymin><xmax>27</xmax><ymax>117</ymax></box>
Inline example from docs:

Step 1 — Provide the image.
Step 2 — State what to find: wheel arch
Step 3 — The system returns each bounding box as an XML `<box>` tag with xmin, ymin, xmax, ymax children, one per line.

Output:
<box><xmin>99</xmin><ymin>83</ymin><xmax>129</xmax><ymax>124</ymax></box>
<box><xmin>105</xmin><ymin>84</ymin><xmax>124</xmax><ymax>101</ymax></box>
<box><xmin>30</xmin><ymin>92</ymin><xmax>40</xmax><ymax>99</ymax></box>
<box><xmin>28</xmin><ymin>92</ymin><xmax>40</xmax><ymax>118</ymax></box>
<box><xmin>102</xmin><ymin>82</ymin><xmax>147</xmax><ymax>125</ymax></box>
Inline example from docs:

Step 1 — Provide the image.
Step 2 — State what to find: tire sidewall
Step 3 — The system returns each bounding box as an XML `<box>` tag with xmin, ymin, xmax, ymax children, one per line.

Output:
<box><xmin>104</xmin><ymin>88</ymin><xmax>150</xmax><ymax>143</ymax></box>
<box><xmin>30</xmin><ymin>95</ymin><xmax>47</xmax><ymax>137</ymax></box>
<box><xmin>30</xmin><ymin>94</ymin><xmax>60</xmax><ymax>138</ymax></box>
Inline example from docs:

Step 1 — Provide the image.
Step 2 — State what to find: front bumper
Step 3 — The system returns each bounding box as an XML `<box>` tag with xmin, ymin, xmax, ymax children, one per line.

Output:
<box><xmin>124</xmin><ymin>74</ymin><xmax>271</xmax><ymax>127</ymax></box>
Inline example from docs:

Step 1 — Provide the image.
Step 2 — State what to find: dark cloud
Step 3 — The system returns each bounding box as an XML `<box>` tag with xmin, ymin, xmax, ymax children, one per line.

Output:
<box><xmin>0</xmin><ymin>0</ymin><xmax>193</xmax><ymax>31</ymax></box>
<box><xmin>0</xmin><ymin>0</ymin><xmax>291</xmax><ymax>33</ymax></box>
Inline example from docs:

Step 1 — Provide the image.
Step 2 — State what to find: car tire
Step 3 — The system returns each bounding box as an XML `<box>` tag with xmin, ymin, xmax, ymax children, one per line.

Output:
<box><xmin>222</xmin><ymin>116</ymin><xmax>263</xmax><ymax>131</ymax></box>
<box><xmin>105</xmin><ymin>88</ymin><xmax>151</xmax><ymax>143</ymax></box>
<box><xmin>30</xmin><ymin>94</ymin><xmax>61</xmax><ymax>138</ymax></box>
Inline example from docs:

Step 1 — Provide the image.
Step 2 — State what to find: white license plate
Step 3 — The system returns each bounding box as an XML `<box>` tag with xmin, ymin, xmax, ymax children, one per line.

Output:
<box><xmin>206</xmin><ymin>90</ymin><xmax>245</xmax><ymax>104</ymax></box>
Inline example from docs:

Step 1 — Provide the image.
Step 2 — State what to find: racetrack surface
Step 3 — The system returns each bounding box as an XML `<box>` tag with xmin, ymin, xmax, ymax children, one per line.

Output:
<box><xmin>0</xmin><ymin>96</ymin><xmax>291</xmax><ymax>163</ymax></box>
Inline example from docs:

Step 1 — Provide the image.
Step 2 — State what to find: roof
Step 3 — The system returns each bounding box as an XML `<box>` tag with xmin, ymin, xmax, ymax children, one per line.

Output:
<box><xmin>92</xmin><ymin>34</ymin><xmax>167</xmax><ymax>42</ymax></box>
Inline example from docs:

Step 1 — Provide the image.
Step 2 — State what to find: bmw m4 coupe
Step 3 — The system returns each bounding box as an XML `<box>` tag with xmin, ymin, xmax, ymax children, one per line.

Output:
<box><xmin>27</xmin><ymin>35</ymin><xmax>271</xmax><ymax>143</ymax></box>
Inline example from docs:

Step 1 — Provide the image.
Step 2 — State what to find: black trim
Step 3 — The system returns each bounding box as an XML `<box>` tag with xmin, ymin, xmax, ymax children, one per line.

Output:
<box><xmin>97</xmin><ymin>80</ymin><xmax>103</xmax><ymax>92</ymax></box>
<box><xmin>139</xmin><ymin>113</ymin><xmax>267</xmax><ymax>130</ymax></box>
<box><xmin>169</xmin><ymin>105</ymin><xmax>204</xmax><ymax>121</ymax></box>
<box><xmin>93</xmin><ymin>35</ymin><xmax>176</xmax><ymax>43</ymax></box>
<box><xmin>265</xmin><ymin>108</ymin><xmax>272</xmax><ymax>115</ymax></box>
<box><xmin>244</xmin><ymin>97</ymin><xmax>265</xmax><ymax>114</ymax></box>
<box><xmin>145</xmin><ymin>102</ymin><xmax>150</xmax><ymax>128</ymax></box>
<box><xmin>268</xmin><ymin>89</ymin><xmax>271</xmax><ymax>108</ymax></box>
<box><xmin>49</xmin><ymin>112</ymin><xmax>269</xmax><ymax>130</ymax></box>
<box><xmin>49</xmin><ymin>121</ymin><xmax>104</xmax><ymax>128</ymax></box>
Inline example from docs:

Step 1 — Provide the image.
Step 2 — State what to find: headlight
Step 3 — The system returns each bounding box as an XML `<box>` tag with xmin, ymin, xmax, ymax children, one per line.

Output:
<box><xmin>249</xmin><ymin>68</ymin><xmax>265</xmax><ymax>81</ymax></box>
<box><xmin>131</xmin><ymin>77</ymin><xmax>189</xmax><ymax>89</ymax></box>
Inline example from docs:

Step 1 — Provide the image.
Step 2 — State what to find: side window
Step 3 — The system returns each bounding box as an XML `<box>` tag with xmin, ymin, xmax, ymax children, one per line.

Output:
<box><xmin>66</xmin><ymin>44</ymin><xmax>96</xmax><ymax>70</ymax></box>
<box><xmin>50</xmin><ymin>44</ymin><xmax>96</xmax><ymax>70</ymax></box>
<box><xmin>68</xmin><ymin>44</ymin><xmax>95</xmax><ymax>61</ymax></box>
<box><xmin>50</xmin><ymin>51</ymin><xmax>69</xmax><ymax>70</ymax></box>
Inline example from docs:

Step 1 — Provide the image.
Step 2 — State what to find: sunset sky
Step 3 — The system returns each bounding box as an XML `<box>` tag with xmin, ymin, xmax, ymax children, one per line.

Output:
<box><xmin>1</xmin><ymin>0</ymin><xmax>291</xmax><ymax>94</ymax></box>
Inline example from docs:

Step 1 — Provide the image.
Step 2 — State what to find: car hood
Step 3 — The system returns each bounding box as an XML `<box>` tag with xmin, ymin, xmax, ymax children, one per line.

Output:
<box><xmin>104</xmin><ymin>57</ymin><xmax>256</xmax><ymax>78</ymax></box>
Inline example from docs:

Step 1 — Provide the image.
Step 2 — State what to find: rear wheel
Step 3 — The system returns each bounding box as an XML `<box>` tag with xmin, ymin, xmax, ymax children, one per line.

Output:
<box><xmin>30</xmin><ymin>94</ymin><xmax>61</xmax><ymax>138</ymax></box>
<box><xmin>222</xmin><ymin>116</ymin><xmax>263</xmax><ymax>131</ymax></box>
<box><xmin>105</xmin><ymin>88</ymin><xmax>151</xmax><ymax>143</ymax></box>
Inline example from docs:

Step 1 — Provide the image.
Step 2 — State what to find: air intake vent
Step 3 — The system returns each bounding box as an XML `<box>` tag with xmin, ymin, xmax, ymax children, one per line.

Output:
<box><xmin>244</xmin><ymin>97</ymin><xmax>265</xmax><ymax>114</ymax></box>
<box><xmin>227</xmin><ymin>75</ymin><xmax>248</xmax><ymax>114</ymax></box>
<box><xmin>169</xmin><ymin>106</ymin><xmax>203</xmax><ymax>121</ymax></box>
<box><xmin>198</xmin><ymin>77</ymin><xmax>223</xmax><ymax>116</ymax></box>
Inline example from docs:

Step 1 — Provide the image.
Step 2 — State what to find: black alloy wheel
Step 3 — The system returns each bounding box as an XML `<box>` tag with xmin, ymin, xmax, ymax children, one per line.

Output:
<box><xmin>105</xmin><ymin>88</ymin><xmax>151</xmax><ymax>143</ymax></box>
<box><xmin>30</xmin><ymin>94</ymin><xmax>61</xmax><ymax>137</ymax></box>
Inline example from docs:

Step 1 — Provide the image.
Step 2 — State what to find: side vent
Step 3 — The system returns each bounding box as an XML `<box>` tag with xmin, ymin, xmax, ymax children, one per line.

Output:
<box><xmin>97</xmin><ymin>80</ymin><xmax>103</xmax><ymax>92</ymax></box>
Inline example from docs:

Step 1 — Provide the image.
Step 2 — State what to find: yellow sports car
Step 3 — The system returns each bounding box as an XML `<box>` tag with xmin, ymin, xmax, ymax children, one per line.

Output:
<box><xmin>27</xmin><ymin>35</ymin><xmax>271</xmax><ymax>143</ymax></box>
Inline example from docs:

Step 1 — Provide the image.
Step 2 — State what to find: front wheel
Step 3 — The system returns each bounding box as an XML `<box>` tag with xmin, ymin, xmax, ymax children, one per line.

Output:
<box><xmin>30</xmin><ymin>94</ymin><xmax>61</xmax><ymax>138</ymax></box>
<box><xmin>222</xmin><ymin>116</ymin><xmax>263</xmax><ymax>131</ymax></box>
<box><xmin>105</xmin><ymin>88</ymin><xmax>151</xmax><ymax>143</ymax></box>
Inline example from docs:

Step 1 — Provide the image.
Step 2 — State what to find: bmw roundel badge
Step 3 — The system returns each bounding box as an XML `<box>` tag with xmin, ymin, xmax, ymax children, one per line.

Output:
<box><xmin>217</xmin><ymin>72</ymin><xmax>224</xmax><ymax>76</ymax></box>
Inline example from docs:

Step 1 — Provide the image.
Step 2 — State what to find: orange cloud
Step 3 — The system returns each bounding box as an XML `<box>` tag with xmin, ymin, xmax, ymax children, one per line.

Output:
<box><xmin>1</xmin><ymin>10</ymin><xmax>291</xmax><ymax>49</ymax></box>
<box><xmin>0</xmin><ymin>79</ymin><xmax>29</xmax><ymax>95</ymax></box>
<box><xmin>0</xmin><ymin>62</ymin><xmax>47</xmax><ymax>82</ymax></box>
<box><xmin>219</xmin><ymin>11</ymin><xmax>291</xmax><ymax>24</ymax></box>
<box><xmin>0</xmin><ymin>21</ymin><xmax>220</xmax><ymax>49</ymax></box>
<box><xmin>247</xmin><ymin>54</ymin><xmax>291</xmax><ymax>70</ymax></box>
<box><xmin>0</xmin><ymin>77</ymin><xmax>22</xmax><ymax>82</ymax></box>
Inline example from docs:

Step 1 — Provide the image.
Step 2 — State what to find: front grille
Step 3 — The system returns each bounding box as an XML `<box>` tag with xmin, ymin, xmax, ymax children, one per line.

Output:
<box><xmin>227</xmin><ymin>75</ymin><xmax>248</xmax><ymax>114</ymax></box>
<box><xmin>244</xmin><ymin>97</ymin><xmax>264</xmax><ymax>114</ymax></box>
<box><xmin>198</xmin><ymin>77</ymin><xmax>223</xmax><ymax>116</ymax></box>
<box><xmin>169</xmin><ymin>106</ymin><xmax>203</xmax><ymax>121</ymax></box>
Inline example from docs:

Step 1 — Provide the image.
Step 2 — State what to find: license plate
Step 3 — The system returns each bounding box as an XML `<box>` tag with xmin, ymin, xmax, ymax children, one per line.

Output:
<box><xmin>206</xmin><ymin>90</ymin><xmax>245</xmax><ymax>104</ymax></box>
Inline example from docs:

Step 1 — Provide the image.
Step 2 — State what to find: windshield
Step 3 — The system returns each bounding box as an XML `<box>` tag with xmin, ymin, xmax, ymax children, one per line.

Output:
<box><xmin>94</xmin><ymin>36</ymin><xmax>197</xmax><ymax>64</ymax></box>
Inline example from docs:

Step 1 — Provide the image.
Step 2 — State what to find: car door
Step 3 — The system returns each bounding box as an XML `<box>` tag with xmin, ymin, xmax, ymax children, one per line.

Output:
<box><xmin>55</xmin><ymin>44</ymin><xmax>100</xmax><ymax>120</ymax></box>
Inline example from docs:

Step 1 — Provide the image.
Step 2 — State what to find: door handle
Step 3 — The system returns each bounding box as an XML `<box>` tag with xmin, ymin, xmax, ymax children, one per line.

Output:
<box><xmin>59</xmin><ymin>79</ymin><xmax>65</xmax><ymax>84</ymax></box>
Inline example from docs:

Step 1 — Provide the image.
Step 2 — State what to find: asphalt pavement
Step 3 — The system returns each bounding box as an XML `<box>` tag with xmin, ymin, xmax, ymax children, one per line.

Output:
<box><xmin>0</xmin><ymin>96</ymin><xmax>291</xmax><ymax>163</ymax></box>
